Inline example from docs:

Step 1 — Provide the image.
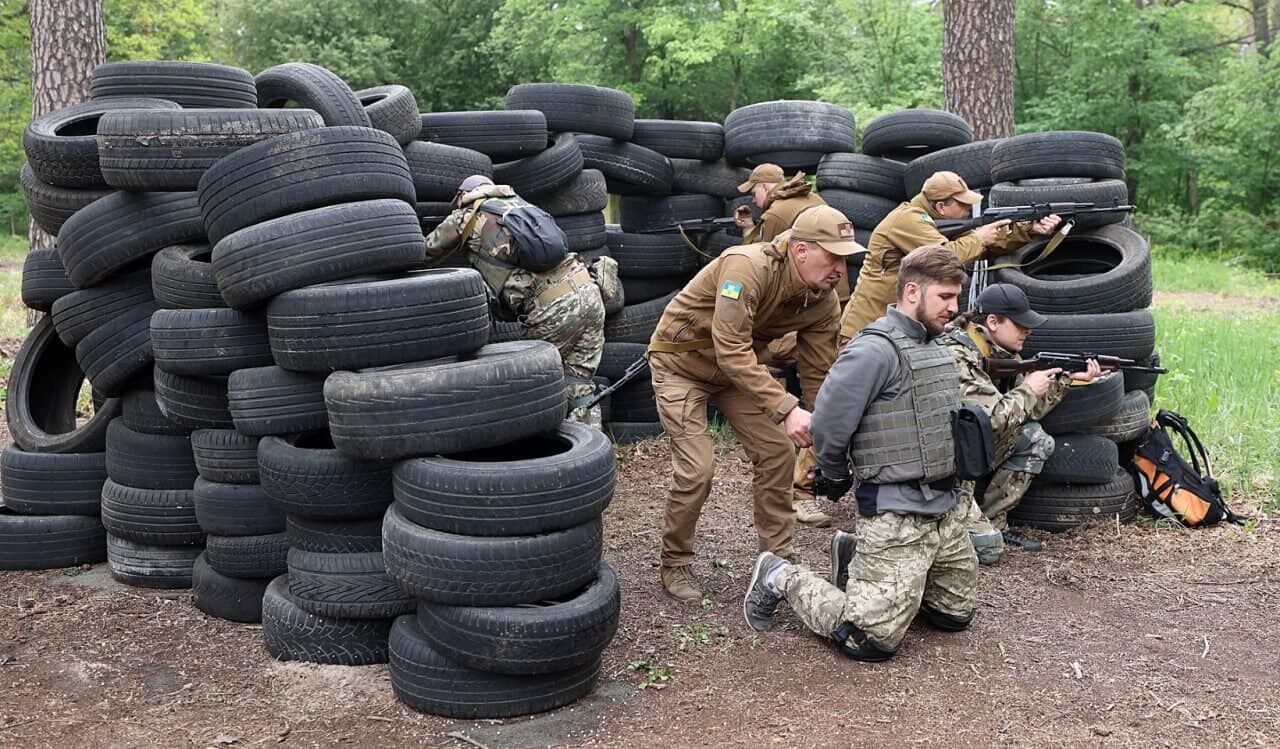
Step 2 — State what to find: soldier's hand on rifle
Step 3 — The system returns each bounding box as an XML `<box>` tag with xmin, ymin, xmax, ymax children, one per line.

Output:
<box><xmin>734</xmin><ymin>204</ymin><xmax>755</xmax><ymax>230</ymax></box>
<box><xmin>783</xmin><ymin>406</ymin><xmax>813</xmax><ymax>448</ymax></box>
<box><xmin>812</xmin><ymin>468</ymin><xmax>854</xmax><ymax>502</ymax></box>
<box><xmin>1030</xmin><ymin>213</ymin><xmax>1062</xmax><ymax>235</ymax></box>
<box><xmin>973</xmin><ymin>219</ymin><xmax>1012</xmax><ymax>246</ymax></box>
<box><xmin>1068</xmin><ymin>358</ymin><xmax>1105</xmax><ymax>383</ymax></box>
<box><xmin>1023</xmin><ymin>368</ymin><xmax>1062</xmax><ymax>397</ymax></box>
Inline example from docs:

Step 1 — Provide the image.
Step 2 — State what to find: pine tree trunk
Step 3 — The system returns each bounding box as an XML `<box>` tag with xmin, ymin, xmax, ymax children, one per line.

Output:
<box><xmin>943</xmin><ymin>0</ymin><xmax>1015</xmax><ymax>140</ymax></box>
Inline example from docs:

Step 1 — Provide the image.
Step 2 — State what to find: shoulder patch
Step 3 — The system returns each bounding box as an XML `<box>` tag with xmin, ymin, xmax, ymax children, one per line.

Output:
<box><xmin>720</xmin><ymin>281</ymin><xmax>743</xmax><ymax>300</ymax></box>
<box><xmin>920</xmin><ymin>212</ymin><xmax>935</xmax><ymax>224</ymax></box>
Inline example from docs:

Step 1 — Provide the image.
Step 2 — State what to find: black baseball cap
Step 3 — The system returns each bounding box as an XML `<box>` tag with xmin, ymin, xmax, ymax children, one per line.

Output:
<box><xmin>974</xmin><ymin>284</ymin><xmax>1047</xmax><ymax>329</ymax></box>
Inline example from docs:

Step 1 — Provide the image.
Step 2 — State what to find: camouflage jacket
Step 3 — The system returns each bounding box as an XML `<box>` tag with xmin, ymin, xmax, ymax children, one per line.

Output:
<box><xmin>941</xmin><ymin>321</ymin><xmax>1069</xmax><ymax>445</ymax></box>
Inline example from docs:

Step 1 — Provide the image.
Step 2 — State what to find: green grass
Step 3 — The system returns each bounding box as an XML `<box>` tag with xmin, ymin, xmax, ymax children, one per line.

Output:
<box><xmin>0</xmin><ymin>234</ymin><xmax>31</xmax><ymax>342</ymax></box>
<box><xmin>1151</xmin><ymin>250</ymin><xmax>1280</xmax><ymax>298</ymax></box>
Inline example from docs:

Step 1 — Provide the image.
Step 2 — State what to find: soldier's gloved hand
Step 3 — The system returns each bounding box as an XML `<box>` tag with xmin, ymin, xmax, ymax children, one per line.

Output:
<box><xmin>812</xmin><ymin>469</ymin><xmax>854</xmax><ymax>503</ymax></box>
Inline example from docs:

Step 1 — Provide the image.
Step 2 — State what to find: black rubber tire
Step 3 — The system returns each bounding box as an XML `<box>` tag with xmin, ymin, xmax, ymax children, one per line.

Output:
<box><xmin>355</xmin><ymin>85</ymin><xmax>421</xmax><ymax>145</ymax></box>
<box><xmin>151</xmin><ymin>308</ymin><xmax>272</xmax><ymax>376</ymax></box>
<box><xmin>607</xmin><ymin>230</ymin><xmax>700</xmax><ymax>278</ymax></box>
<box><xmin>417</xmin><ymin>561</ymin><xmax>618</xmax><ymax>676</ymax></box>
<box><xmin>99</xmin><ymin>479</ymin><xmax>202</xmax><ymax>546</ymax></box>
<box><xmin>403</xmin><ymin>140</ymin><xmax>494</xmax><ymax>201</ymax></box>
<box><xmin>419</xmin><ymin>109</ymin><xmax>549</xmax><ymax>160</ymax></box>
<box><xmin>860</xmin><ymin>109</ymin><xmax>973</xmax><ymax>158</ymax></box>
<box><xmin>20</xmin><ymin>247</ymin><xmax>76</xmax><ymax>312</ymax></box>
<box><xmin>150</xmin><ymin>244</ymin><xmax>225</xmax><ymax>310</ymax></box>
<box><xmin>632</xmin><ymin>119</ymin><xmax>724</xmax><ymax>160</ymax></box>
<box><xmin>552</xmin><ymin>211</ymin><xmax>607</xmax><ymax>252</ymax></box>
<box><xmin>196</xmin><ymin>126</ymin><xmax>414</xmax><ymax>245</ymax></box>
<box><xmin>902</xmin><ymin>139</ymin><xmax>999</xmax><ymax>196</ymax></box>
<box><xmin>254</xmin><ymin>63</ymin><xmax>370</xmax><ymax>127</ymax></box>
<box><xmin>505</xmin><ymin>83</ymin><xmax>635</xmax><ymax>140</ymax></box>
<box><xmin>106</xmin><ymin>534</ymin><xmax>202</xmax><ymax>589</ymax></box>
<box><xmin>816</xmin><ymin>153</ymin><xmax>908</xmax><ymax>200</ymax></box>
<box><xmin>1021</xmin><ymin>311</ymin><xmax>1156</xmax><ymax>361</ymax></box>
<box><xmin>266</xmin><ymin>270</ymin><xmax>489</xmax><ymax>372</ymax></box>
<box><xmin>261</xmin><ymin>575</ymin><xmax>391</xmax><ymax>666</ymax></box>
<box><xmin>618</xmin><ymin>193</ymin><xmax>724</xmax><ymax>234</ymax></box>
<box><xmin>50</xmin><ymin>269</ymin><xmax>154</xmax><ymax>347</ymax></box>
<box><xmin>574</xmin><ymin>134</ymin><xmax>674</xmax><ymax>196</ymax></box>
<box><xmin>988</xmin><ymin>178</ymin><xmax>1130</xmax><ymax>231</ymax></box>
<box><xmin>1085</xmin><ymin>389</ymin><xmax>1151</xmax><ymax>443</ymax></box>
<box><xmin>153</xmin><ymin>370</ymin><xmax>233</xmax><ymax>430</ymax></box>
<box><xmin>0</xmin><ymin>445</ymin><xmax>106</xmax><ymax>516</ymax></box>
<box><xmin>608</xmin><ymin>385</ymin><xmax>657</xmax><ymax>423</ymax></box>
<box><xmin>325</xmin><ymin>341</ymin><xmax>567</xmax><ymax>461</ymax></box>
<box><xmin>603</xmin><ymin>291</ymin><xmax>677</xmax><ymax>344</ymax></box>
<box><xmin>193</xmin><ymin>554</ymin><xmax>270</xmax><ymax>622</ymax></box>
<box><xmin>416</xmin><ymin>201</ymin><xmax>453</xmax><ymax>234</ymax></box>
<box><xmin>1039</xmin><ymin>372</ymin><xmax>1126</xmax><ymax>435</ymax></box>
<box><xmin>0</xmin><ymin>510</ymin><xmax>106</xmax><ymax>570</ymax></box>
<box><xmin>383</xmin><ymin>505</ymin><xmax>602</xmax><ymax>606</ymax></box>
<box><xmin>74</xmin><ymin>303</ymin><xmax>158</xmax><ymax>398</ymax></box>
<box><xmin>1009</xmin><ymin>468</ymin><xmax>1137</xmax><ymax>532</ymax></box>
<box><xmin>621</xmin><ymin>275</ymin><xmax>687</xmax><ymax>304</ymax></box>
<box><xmin>816</xmin><ymin>190</ymin><xmax>899</xmax><ymax>232</ymax></box>
<box><xmin>393</xmin><ymin>422</ymin><xmax>614</xmax><ymax>536</ymax></box>
<box><xmin>534</xmin><ymin>169</ymin><xmax>608</xmax><ymax>216</ymax></box>
<box><xmin>97</xmin><ymin>108</ymin><xmax>325</xmax><ymax>191</ymax></box>
<box><xmin>20</xmin><ymin>163</ymin><xmax>114</xmax><ymax>236</ymax></box>
<box><xmin>257</xmin><ymin>433</ymin><xmax>394</xmax><ymax>521</ymax></box>
<box><xmin>191</xmin><ymin>429</ymin><xmax>260</xmax><ymax>484</ymax></box>
<box><xmin>7</xmin><ymin>318</ymin><xmax>120</xmax><ymax>453</ymax></box>
<box><xmin>91</xmin><ymin>61</ymin><xmax>257</xmax><ymax>109</ymax></box>
<box><xmin>57</xmin><ymin>190</ymin><xmax>204</xmax><ymax>288</ymax></box>
<box><xmin>389</xmin><ymin>615</ymin><xmax>600</xmax><ymax>718</ymax></box>
<box><xmin>120</xmin><ymin>385</ymin><xmax>187</xmax><ymax>436</ymax></box>
<box><xmin>204</xmin><ymin>532</ymin><xmax>288</xmax><ymax>579</ymax></box>
<box><xmin>193</xmin><ymin>478</ymin><xmax>284</xmax><ymax>536</ymax></box>
<box><xmin>724</xmin><ymin>100</ymin><xmax>856</xmax><ymax>170</ymax></box>
<box><xmin>670</xmin><ymin>159</ymin><xmax>751</xmax><ymax>198</ymax></box>
<box><xmin>105</xmin><ymin>418</ymin><xmax>197</xmax><ymax>490</ymax></box>
<box><xmin>991</xmin><ymin>131</ymin><xmax>1126</xmax><ymax>183</ymax></box>
<box><xmin>287</xmin><ymin>548</ymin><xmax>414</xmax><ymax>620</ymax></box>
<box><xmin>227</xmin><ymin>366</ymin><xmax>328</xmax><ymax>437</ymax></box>
<box><xmin>991</xmin><ymin>224</ymin><xmax>1151</xmax><ymax>314</ymax></box>
<box><xmin>1038</xmin><ymin>434</ymin><xmax>1119</xmax><ymax>484</ymax></box>
<box><xmin>605</xmin><ymin>421</ymin><xmax>664</xmax><ymax>444</ymax></box>
<box><xmin>285</xmin><ymin>516</ymin><xmax>384</xmax><ymax>554</ymax></box>
<box><xmin>492</xmin><ymin>133</ymin><xmax>584</xmax><ymax>198</ymax></box>
<box><xmin>23</xmin><ymin>98</ymin><xmax>180</xmax><ymax>188</ymax></box>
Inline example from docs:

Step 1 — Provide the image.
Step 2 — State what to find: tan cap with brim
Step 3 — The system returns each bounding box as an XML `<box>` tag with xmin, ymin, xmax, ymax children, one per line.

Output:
<box><xmin>737</xmin><ymin>163</ymin><xmax>785</xmax><ymax>193</ymax></box>
<box><xmin>790</xmin><ymin>205</ymin><xmax>867</xmax><ymax>257</ymax></box>
<box><xmin>922</xmin><ymin>170</ymin><xmax>982</xmax><ymax>205</ymax></box>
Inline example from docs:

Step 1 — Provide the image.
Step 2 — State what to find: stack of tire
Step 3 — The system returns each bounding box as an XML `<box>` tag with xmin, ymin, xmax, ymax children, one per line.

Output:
<box><xmin>981</xmin><ymin>131</ymin><xmax>1153</xmax><ymax>531</ymax></box>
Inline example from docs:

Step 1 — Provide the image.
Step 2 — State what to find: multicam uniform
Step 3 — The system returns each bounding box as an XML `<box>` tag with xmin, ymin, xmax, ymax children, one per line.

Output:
<box><xmin>424</xmin><ymin>184</ymin><xmax>607</xmax><ymax>427</ymax></box>
<box><xmin>940</xmin><ymin>320</ymin><xmax>1069</xmax><ymax>529</ymax></box>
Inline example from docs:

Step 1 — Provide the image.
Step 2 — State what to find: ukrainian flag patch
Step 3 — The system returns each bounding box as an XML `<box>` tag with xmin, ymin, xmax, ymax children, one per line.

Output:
<box><xmin>720</xmin><ymin>281</ymin><xmax>743</xmax><ymax>300</ymax></box>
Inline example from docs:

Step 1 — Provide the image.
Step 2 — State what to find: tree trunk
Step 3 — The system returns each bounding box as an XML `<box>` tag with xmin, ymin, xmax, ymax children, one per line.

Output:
<box><xmin>943</xmin><ymin>0</ymin><xmax>1015</xmax><ymax>140</ymax></box>
<box><xmin>28</xmin><ymin>0</ymin><xmax>105</xmax><ymax>254</ymax></box>
<box><xmin>1250</xmin><ymin>0</ymin><xmax>1272</xmax><ymax>54</ymax></box>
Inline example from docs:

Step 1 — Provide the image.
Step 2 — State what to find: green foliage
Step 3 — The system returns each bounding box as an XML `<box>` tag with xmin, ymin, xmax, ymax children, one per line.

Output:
<box><xmin>106</xmin><ymin>0</ymin><xmax>219</xmax><ymax>62</ymax></box>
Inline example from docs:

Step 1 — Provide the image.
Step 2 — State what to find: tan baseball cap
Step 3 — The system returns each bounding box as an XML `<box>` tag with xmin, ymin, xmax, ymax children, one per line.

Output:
<box><xmin>737</xmin><ymin>163</ymin><xmax>785</xmax><ymax>193</ymax></box>
<box><xmin>790</xmin><ymin>205</ymin><xmax>866</xmax><ymax>257</ymax></box>
<box><xmin>921</xmin><ymin>171</ymin><xmax>983</xmax><ymax>205</ymax></box>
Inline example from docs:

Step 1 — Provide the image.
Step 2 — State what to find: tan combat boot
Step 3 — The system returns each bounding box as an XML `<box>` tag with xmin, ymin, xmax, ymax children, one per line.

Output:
<box><xmin>794</xmin><ymin>498</ymin><xmax>833</xmax><ymax>528</ymax></box>
<box><xmin>660</xmin><ymin>565</ymin><xmax>703</xmax><ymax>602</ymax></box>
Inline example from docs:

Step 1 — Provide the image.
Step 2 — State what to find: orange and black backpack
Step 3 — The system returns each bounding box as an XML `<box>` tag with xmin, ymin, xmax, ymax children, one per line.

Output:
<box><xmin>1127</xmin><ymin>410</ymin><xmax>1244</xmax><ymax>527</ymax></box>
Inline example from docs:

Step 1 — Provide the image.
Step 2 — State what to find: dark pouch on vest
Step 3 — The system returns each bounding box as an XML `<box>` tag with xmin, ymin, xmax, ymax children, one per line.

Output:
<box><xmin>951</xmin><ymin>404</ymin><xmax>995</xmax><ymax>481</ymax></box>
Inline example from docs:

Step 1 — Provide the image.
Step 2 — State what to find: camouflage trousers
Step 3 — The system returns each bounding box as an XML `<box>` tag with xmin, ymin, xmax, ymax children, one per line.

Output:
<box><xmin>976</xmin><ymin>421</ymin><xmax>1054</xmax><ymax>531</ymax></box>
<box><xmin>522</xmin><ymin>280</ymin><xmax>606</xmax><ymax>429</ymax></box>
<box><xmin>777</xmin><ymin>499</ymin><xmax>977</xmax><ymax>650</ymax></box>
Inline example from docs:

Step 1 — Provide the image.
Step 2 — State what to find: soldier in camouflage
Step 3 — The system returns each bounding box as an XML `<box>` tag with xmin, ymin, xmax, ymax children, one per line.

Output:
<box><xmin>424</xmin><ymin>175</ymin><xmax>608</xmax><ymax>427</ymax></box>
<box><xmin>742</xmin><ymin>246</ymin><xmax>978</xmax><ymax>662</ymax></box>
<box><xmin>940</xmin><ymin>283</ymin><xmax>1103</xmax><ymax>560</ymax></box>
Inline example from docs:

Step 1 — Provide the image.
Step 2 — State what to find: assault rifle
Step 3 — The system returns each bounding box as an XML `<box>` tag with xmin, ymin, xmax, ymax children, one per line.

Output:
<box><xmin>637</xmin><ymin>217</ymin><xmax>741</xmax><ymax>235</ymax></box>
<box><xmin>982</xmin><ymin>351</ymin><xmax>1167</xmax><ymax>380</ymax></box>
<box><xmin>583</xmin><ymin>356</ymin><xmax>650</xmax><ymax>410</ymax></box>
<box><xmin>935</xmin><ymin>202</ymin><xmax>1136</xmax><ymax>240</ymax></box>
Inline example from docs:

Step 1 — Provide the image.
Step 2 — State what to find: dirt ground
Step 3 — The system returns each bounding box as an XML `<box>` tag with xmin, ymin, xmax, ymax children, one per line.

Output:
<box><xmin>1</xmin><ymin>429</ymin><xmax>1278</xmax><ymax>748</ymax></box>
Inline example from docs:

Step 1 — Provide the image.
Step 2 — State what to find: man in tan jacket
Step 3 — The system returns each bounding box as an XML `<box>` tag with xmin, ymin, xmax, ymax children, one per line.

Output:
<box><xmin>648</xmin><ymin>205</ymin><xmax>862</xmax><ymax>602</ymax></box>
<box><xmin>837</xmin><ymin>171</ymin><xmax>1061</xmax><ymax>345</ymax></box>
<box><xmin>734</xmin><ymin>163</ymin><xmax>827</xmax><ymax>243</ymax></box>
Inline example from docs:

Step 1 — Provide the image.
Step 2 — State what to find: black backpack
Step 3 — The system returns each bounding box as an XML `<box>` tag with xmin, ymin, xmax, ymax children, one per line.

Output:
<box><xmin>1127</xmin><ymin>410</ymin><xmax>1244</xmax><ymax>527</ymax></box>
<box><xmin>477</xmin><ymin>197</ymin><xmax>568</xmax><ymax>273</ymax></box>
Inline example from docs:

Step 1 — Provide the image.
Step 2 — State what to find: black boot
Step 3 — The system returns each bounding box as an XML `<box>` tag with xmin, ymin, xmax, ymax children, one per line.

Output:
<box><xmin>1002</xmin><ymin>528</ymin><xmax>1043</xmax><ymax>552</ymax></box>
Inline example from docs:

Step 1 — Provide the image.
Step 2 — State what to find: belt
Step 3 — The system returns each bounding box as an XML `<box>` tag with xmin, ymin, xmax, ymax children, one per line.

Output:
<box><xmin>533</xmin><ymin>267</ymin><xmax>592</xmax><ymax>308</ymax></box>
<box><xmin>647</xmin><ymin>338</ymin><xmax>714</xmax><ymax>354</ymax></box>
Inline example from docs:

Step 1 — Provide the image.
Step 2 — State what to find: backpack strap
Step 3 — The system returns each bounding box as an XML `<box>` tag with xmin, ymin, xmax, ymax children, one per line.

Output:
<box><xmin>427</xmin><ymin>198</ymin><xmax>487</xmax><ymax>269</ymax></box>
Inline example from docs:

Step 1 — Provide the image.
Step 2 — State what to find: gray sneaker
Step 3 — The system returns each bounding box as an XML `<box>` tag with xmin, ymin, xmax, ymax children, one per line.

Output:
<box><xmin>743</xmin><ymin>552</ymin><xmax>788</xmax><ymax>632</ymax></box>
<box><xmin>970</xmin><ymin>529</ymin><xmax>1004</xmax><ymax>566</ymax></box>
<box><xmin>830</xmin><ymin>530</ymin><xmax>856</xmax><ymax>590</ymax></box>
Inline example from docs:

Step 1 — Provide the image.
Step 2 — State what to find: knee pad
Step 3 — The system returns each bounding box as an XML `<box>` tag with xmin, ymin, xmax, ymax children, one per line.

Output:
<box><xmin>920</xmin><ymin>604</ymin><xmax>975</xmax><ymax>632</ymax></box>
<box><xmin>831</xmin><ymin>621</ymin><xmax>899</xmax><ymax>662</ymax></box>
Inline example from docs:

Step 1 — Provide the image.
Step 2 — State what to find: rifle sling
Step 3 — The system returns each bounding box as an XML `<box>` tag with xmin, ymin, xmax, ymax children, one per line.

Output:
<box><xmin>426</xmin><ymin>198</ymin><xmax>487</xmax><ymax>269</ymax></box>
<box><xmin>678</xmin><ymin>225</ymin><xmax>724</xmax><ymax>261</ymax></box>
<box><xmin>984</xmin><ymin>218</ymin><xmax>1076</xmax><ymax>272</ymax></box>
